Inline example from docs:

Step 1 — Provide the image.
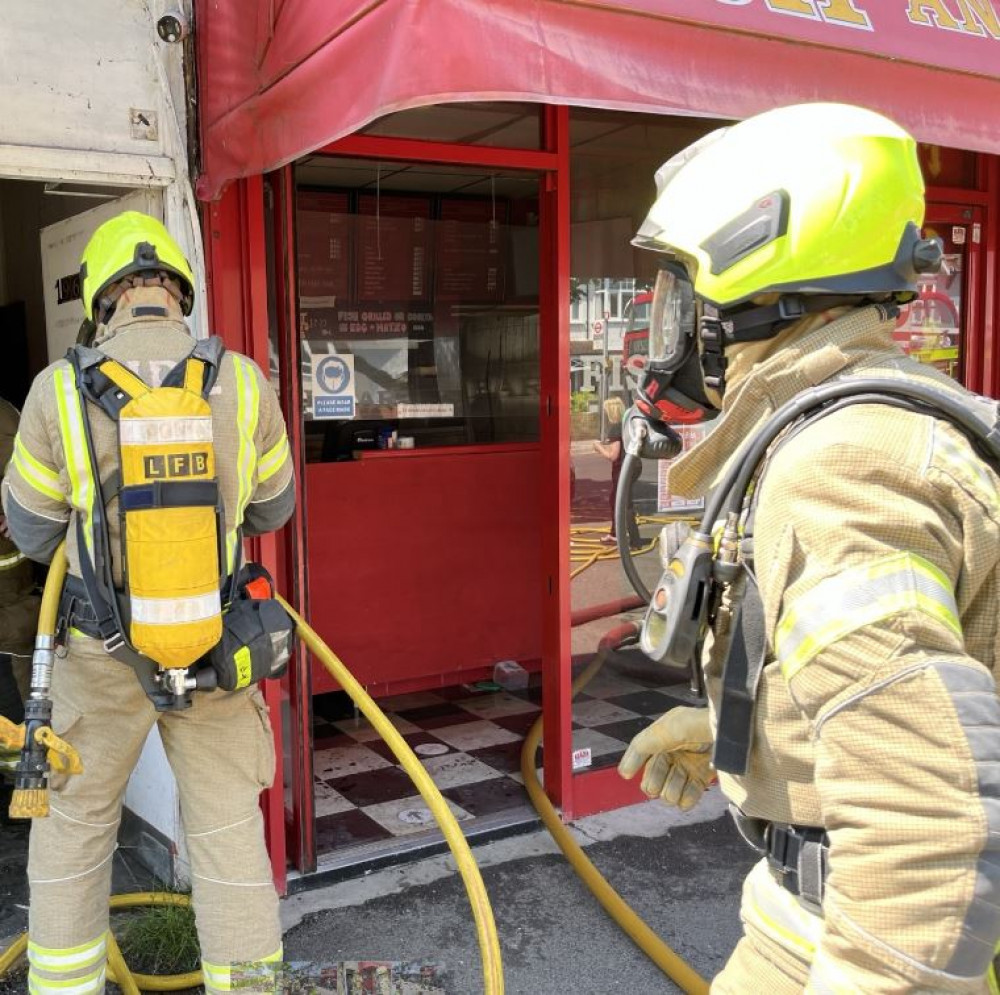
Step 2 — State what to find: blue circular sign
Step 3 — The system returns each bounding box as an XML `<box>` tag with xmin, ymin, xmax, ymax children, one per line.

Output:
<box><xmin>315</xmin><ymin>355</ymin><xmax>350</xmax><ymax>395</ymax></box>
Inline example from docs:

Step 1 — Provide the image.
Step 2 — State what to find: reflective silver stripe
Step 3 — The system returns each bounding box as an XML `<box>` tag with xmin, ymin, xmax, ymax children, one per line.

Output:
<box><xmin>935</xmin><ymin>663</ymin><xmax>1000</xmax><ymax>978</ymax></box>
<box><xmin>27</xmin><ymin>935</ymin><xmax>107</xmax><ymax>971</ymax></box>
<box><xmin>12</xmin><ymin>436</ymin><xmax>63</xmax><ymax>502</ymax></box>
<box><xmin>119</xmin><ymin>416</ymin><xmax>213</xmax><ymax>445</ymax></box>
<box><xmin>231</xmin><ymin>356</ymin><xmax>260</xmax><ymax>573</ymax></box>
<box><xmin>742</xmin><ymin>859</ymin><xmax>823</xmax><ymax>959</ymax></box>
<box><xmin>28</xmin><ymin>968</ymin><xmax>106</xmax><ymax>995</ymax></box>
<box><xmin>52</xmin><ymin>366</ymin><xmax>96</xmax><ymax>561</ymax></box>
<box><xmin>0</xmin><ymin>550</ymin><xmax>25</xmax><ymax>569</ymax></box>
<box><xmin>130</xmin><ymin>590</ymin><xmax>221</xmax><ymax>625</ymax></box>
<box><xmin>776</xmin><ymin>552</ymin><xmax>962</xmax><ymax>681</ymax></box>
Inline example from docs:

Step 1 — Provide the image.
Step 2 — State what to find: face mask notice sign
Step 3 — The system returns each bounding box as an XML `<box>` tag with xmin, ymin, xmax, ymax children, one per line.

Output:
<box><xmin>312</xmin><ymin>353</ymin><xmax>356</xmax><ymax>419</ymax></box>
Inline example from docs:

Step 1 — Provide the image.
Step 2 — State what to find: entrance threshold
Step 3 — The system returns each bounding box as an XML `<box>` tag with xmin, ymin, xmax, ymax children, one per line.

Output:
<box><xmin>286</xmin><ymin>808</ymin><xmax>541</xmax><ymax>896</ymax></box>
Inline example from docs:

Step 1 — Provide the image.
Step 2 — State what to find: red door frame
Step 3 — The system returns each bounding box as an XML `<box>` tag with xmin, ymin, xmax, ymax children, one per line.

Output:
<box><xmin>204</xmin><ymin>119</ymin><xmax>1000</xmax><ymax>883</ymax></box>
<box><xmin>266</xmin><ymin>166</ymin><xmax>316</xmax><ymax>876</ymax></box>
<box><xmin>268</xmin><ymin>115</ymin><xmax>579</xmax><ymax>872</ymax></box>
<box><xmin>202</xmin><ymin>176</ymin><xmax>289</xmax><ymax>891</ymax></box>
<box><xmin>925</xmin><ymin>201</ymin><xmax>985</xmax><ymax>390</ymax></box>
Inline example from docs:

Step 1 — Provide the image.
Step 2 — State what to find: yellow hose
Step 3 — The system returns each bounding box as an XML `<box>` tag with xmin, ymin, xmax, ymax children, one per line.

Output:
<box><xmin>520</xmin><ymin>628</ymin><xmax>710</xmax><ymax>995</ymax></box>
<box><xmin>278</xmin><ymin>594</ymin><xmax>504</xmax><ymax>995</ymax></box>
<box><xmin>1</xmin><ymin>559</ymin><xmax>503</xmax><ymax>994</ymax></box>
<box><xmin>38</xmin><ymin>542</ymin><xmax>68</xmax><ymax>635</ymax></box>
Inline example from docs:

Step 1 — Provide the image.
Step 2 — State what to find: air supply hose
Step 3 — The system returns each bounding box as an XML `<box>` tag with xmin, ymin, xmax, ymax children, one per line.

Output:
<box><xmin>1</xmin><ymin>563</ymin><xmax>504</xmax><ymax>994</ymax></box>
<box><xmin>615</xmin><ymin>452</ymin><xmax>652</xmax><ymax>602</ymax></box>
<box><xmin>520</xmin><ymin>622</ymin><xmax>709</xmax><ymax>995</ymax></box>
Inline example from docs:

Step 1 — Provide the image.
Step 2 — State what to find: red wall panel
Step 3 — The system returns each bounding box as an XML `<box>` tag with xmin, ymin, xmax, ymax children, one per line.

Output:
<box><xmin>306</xmin><ymin>445</ymin><xmax>542</xmax><ymax>695</ymax></box>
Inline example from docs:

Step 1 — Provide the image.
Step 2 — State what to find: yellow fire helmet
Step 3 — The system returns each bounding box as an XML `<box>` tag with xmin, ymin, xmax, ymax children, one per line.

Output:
<box><xmin>633</xmin><ymin>103</ymin><xmax>939</xmax><ymax>308</ymax></box>
<box><xmin>80</xmin><ymin>211</ymin><xmax>195</xmax><ymax>320</ymax></box>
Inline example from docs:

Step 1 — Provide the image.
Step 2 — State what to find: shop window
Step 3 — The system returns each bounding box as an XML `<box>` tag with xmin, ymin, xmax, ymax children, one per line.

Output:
<box><xmin>295</xmin><ymin>158</ymin><xmax>540</xmax><ymax>460</ymax></box>
<box><xmin>566</xmin><ymin>107</ymin><xmax>723</xmax><ymax>706</ymax></box>
<box><xmin>894</xmin><ymin>213</ymin><xmax>974</xmax><ymax>382</ymax></box>
<box><xmin>359</xmin><ymin>102</ymin><xmax>543</xmax><ymax>150</ymax></box>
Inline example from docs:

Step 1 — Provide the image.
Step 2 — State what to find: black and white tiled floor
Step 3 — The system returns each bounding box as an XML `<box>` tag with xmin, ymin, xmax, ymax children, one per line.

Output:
<box><xmin>311</xmin><ymin>664</ymin><xmax>691</xmax><ymax>857</ymax></box>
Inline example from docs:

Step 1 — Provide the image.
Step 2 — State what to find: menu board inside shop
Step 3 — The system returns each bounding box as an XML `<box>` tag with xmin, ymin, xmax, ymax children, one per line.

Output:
<box><xmin>301</xmin><ymin>307</ymin><xmax>433</xmax><ymax>341</ymax></box>
<box><xmin>435</xmin><ymin>198</ymin><xmax>506</xmax><ymax>303</ymax></box>
<box><xmin>357</xmin><ymin>194</ymin><xmax>432</xmax><ymax>303</ymax></box>
<box><xmin>296</xmin><ymin>191</ymin><xmax>351</xmax><ymax>307</ymax></box>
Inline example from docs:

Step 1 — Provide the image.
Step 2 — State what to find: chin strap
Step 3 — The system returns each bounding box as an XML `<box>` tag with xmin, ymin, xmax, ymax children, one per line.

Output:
<box><xmin>700</xmin><ymin>297</ymin><xmax>900</xmax><ymax>396</ymax></box>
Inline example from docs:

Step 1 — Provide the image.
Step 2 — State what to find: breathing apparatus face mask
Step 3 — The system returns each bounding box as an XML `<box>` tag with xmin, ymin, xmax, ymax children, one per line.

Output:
<box><xmin>635</xmin><ymin>262</ymin><xmax>716</xmax><ymax>424</ymax></box>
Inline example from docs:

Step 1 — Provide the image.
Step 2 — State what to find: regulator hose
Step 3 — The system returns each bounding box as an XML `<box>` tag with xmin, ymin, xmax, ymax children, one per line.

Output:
<box><xmin>615</xmin><ymin>452</ymin><xmax>652</xmax><ymax>602</ymax></box>
<box><xmin>521</xmin><ymin>622</ymin><xmax>709</xmax><ymax>995</ymax></box>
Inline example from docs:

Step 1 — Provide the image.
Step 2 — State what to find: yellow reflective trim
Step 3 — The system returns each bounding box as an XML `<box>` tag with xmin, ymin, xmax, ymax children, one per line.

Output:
<box><xmin>13</xmin><ymin>437</ymin><xmax>64</xmax><ymax>503</ymax></box>
<box><xmin>234</xmin><ymin>645</ymin><xmax>253</xmax><ymax>689</ymax></box>
<box><xmin>742</xmin><ymin>862</ymin><xmax>820</xmax><ymax>959</ymax></box>
<box><xmin>232</xmin><ymin>356</ymin><xmax>261</xmax><ymax>570</ymax></box>
<box><xmin>52</xmin><ymin>367</ymin><xmax>96</xmax><ymax>560</ymax></box>
<box><xmin>776</xmin><ymin>552</ymin><xmax>961</xmax><ymax>682</ymax></box>
<box><xmin>258</xmin><ymin>434</ymin><xmax>289</xmax><ymax>483</ymax></box>
<box><xmin>0</xmin><ymin>551</ymin><xmax>25</xmax><ymax>569</ymax></box>
<box><xmin>27</xmin><ymin>934</ymin><xmax>107</xmax><ymax>965</ymax></box>
<box><xmin>27</xmin><ymin>965</ymin><xmax>105</xmax><ymax>994</ymax></box>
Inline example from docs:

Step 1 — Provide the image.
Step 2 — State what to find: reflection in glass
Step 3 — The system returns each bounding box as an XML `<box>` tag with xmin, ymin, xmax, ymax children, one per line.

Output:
<box><xmin>294</xmin><ymin>161</ymin><xmax>540</xmax><ymax>460</ymax></box>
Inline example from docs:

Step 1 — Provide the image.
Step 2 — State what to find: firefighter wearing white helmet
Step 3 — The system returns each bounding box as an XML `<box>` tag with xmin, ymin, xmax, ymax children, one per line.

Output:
<box><xmin>618</xmin><ymin>104</ymin><xmax>1000</xmax><ymax>991</ymax></box>
<box><xmin>1</xmin><ymin>212</ymin><xmax>294</xmax><ymax>994</ymax></box>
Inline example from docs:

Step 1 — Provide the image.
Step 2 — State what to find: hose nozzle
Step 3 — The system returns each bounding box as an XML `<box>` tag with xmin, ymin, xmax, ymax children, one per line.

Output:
<box><xmin>9</xmin><ymin>788</ymin><xmax>49</xmax><ymax>819</ymax></box>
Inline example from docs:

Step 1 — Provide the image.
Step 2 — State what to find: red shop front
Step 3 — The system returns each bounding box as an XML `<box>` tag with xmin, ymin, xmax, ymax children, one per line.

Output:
<box><xmin>194</xmin><ymin>0</ymin><xmax>1000</xmax><ymax>890</ymax></box>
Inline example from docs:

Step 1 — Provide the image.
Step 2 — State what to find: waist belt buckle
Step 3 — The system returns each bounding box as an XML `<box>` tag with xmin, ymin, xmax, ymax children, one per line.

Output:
<box><xmin>103</xmin><ymin>632</ymin><xmax>126</xmax><ymax>655</ymax></box>
<box><xmin>767</xmin><ymin>823</ymin><xmax>828</xmax><ymax>914</ymax></box>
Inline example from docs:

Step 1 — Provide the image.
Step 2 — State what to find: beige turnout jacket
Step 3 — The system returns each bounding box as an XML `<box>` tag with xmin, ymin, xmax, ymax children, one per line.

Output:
<box><xmin>671</xmin><ymin>306</ymin><xmax>1000</xmax><ymax>991</ymax></box>
<box><xmin>1</xmin><ymin>287</ymin><xmax>294</xmax><ymax>586</ymax></box>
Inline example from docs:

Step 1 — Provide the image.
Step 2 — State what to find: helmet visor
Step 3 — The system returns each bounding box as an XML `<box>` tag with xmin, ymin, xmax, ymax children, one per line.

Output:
<box><xmin>648</xmin><ymin>265</ymin><xmax>694</xmax><ymax>368</ymax></box>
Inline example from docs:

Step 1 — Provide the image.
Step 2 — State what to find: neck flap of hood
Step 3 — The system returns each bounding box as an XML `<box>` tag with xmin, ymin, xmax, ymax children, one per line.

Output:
<box><xmin>96</xmin><ymin>286</ymin><xmax>187</xmax><ymax>346</ymax></box>
<box><xmin>669</xmin><ymin>304</ymin><xmax>898</xmax><ymax>499</ymax></box>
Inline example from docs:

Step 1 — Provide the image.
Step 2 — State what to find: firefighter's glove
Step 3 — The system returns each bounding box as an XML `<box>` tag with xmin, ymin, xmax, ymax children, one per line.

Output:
<box><xmin>0</xmin><ymin>716</ymin><xmax>83</xmax><ymax>775</ymax></box>
<box><xmin>618</xmin><ymin>707</ymin><xmax>714</xmax><ymax>810</ymax></box>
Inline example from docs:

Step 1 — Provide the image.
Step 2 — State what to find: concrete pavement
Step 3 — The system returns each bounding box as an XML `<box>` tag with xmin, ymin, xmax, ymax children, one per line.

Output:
<box><xmin>282</xmin><ymin>790</ymin><xmax>754</xmax><ymax>994</ymax></box>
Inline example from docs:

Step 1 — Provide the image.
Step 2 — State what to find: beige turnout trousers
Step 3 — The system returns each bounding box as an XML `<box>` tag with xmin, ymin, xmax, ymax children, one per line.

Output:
<box><xmin>27</xmin><ymin>631</ymin><xmax>281</xmax><ymax>994</ymax></box>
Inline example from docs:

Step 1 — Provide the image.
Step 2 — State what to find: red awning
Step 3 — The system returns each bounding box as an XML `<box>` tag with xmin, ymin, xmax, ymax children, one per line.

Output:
<box><xmin>196</xmin><ymin>0</ymin><xmax>1000</xmax><ymax>199</ymax></box>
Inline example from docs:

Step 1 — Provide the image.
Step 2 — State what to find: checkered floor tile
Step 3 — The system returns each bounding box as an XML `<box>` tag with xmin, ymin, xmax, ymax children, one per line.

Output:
<box><xmin>312</xmin><ymin>663</ymin><xmax>691</xmax><ymax>857</ymax></box>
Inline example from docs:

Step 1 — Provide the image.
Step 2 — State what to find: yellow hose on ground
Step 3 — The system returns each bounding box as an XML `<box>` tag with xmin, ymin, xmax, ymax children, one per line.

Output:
<box><xmin>521</xmin><ymin>625</ymin><xmax>710</xmax><ymax>995</ymax></box>
<box><xmin>1</xmin><ymin>559</ymin><xmax>503</xmax><ymax>993</ymax></box>
<box><xmin>279</xmin><ymin>594</ymin><xmax>504</xmax><ymax>995</ymax></box>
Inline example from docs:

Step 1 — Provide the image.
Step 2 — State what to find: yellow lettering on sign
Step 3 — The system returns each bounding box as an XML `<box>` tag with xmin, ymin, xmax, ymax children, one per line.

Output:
<box><xmin>817</xmin><ymin>0</ymin><xmax>872</xmax><ymax>27</ymax></box>
<box><xmin>906</xmin><ymin>0</ymin><xmax>963</xmax><ymax>30</ymax></box>
<box><xmin>954</xmin><ymin>0</ymin><xmax>1000</xmax><ymax>36</ymax></box>
<box><xmin>766</xmin><ymin>0</ymin><xmax>819</xmax><ymax>17</ymax></box>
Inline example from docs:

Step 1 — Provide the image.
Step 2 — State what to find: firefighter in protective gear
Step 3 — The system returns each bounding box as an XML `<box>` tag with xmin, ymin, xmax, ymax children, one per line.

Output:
<box><xmin>1</xmin><ymin>211</ymin><xmax>295</xmax><ymax>995</ymax></box>
<box><xmin>619</xmin><ymin>104</ymin><xmax>1000</xmax><ymax>992</ymax></box>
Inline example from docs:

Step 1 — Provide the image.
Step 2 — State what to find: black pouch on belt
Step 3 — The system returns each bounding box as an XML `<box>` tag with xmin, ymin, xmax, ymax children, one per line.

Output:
<box><xmin>206</xmin><ymin>564</ymin><xmax>294</xmax><ymax>691</ymax></box>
